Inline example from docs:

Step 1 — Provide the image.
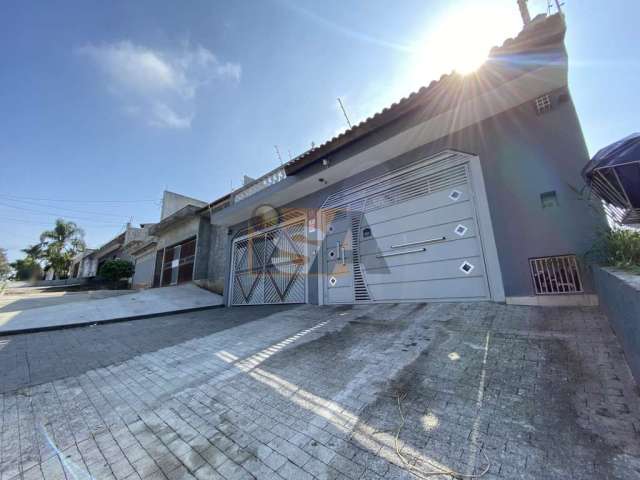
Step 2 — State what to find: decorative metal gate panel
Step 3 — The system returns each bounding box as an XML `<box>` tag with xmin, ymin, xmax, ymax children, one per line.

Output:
<box><xmin>231</xmin><ymin>220</ymin><xmax>307</xmax><ymax>305</ymax></box>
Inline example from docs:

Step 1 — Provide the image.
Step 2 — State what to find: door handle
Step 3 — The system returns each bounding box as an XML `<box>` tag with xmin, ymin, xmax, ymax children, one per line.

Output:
<box><xmin>336</xmin><ymin>240</ymin><xmax>346</xmax><ymax>265</ymax></box>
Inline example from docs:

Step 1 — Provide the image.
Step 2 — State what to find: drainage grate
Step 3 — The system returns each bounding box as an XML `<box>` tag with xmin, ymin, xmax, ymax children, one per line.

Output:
<box><xmin>529</xmin><ymin>255</ymin><xmax>583</xmax><ymax>295</ymax></box>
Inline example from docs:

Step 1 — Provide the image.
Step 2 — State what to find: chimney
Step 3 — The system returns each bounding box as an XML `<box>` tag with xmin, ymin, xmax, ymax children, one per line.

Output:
<box><xmin>517</xmin><ymin>0</ymin><xmax>531</xmax><ymax>26</ymax></box>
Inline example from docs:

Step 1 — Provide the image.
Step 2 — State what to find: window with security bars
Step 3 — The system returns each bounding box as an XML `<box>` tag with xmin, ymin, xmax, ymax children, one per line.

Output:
<box><xmin>529</xmin><ymin>255</ymin><xmax>583</xmax><ymax>295</ymax></box>
<box><xmin>535</xmin><ymin>94</ymin><xmax>552</xmax><ymax>115</ymax></box>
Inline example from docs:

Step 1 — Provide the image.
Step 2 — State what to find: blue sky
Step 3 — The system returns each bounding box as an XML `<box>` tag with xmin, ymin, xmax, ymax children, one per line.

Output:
<box><xmin>1</xmin><ymin>0</ymin><xmax>639</xmax><ymax>261</ymax></box>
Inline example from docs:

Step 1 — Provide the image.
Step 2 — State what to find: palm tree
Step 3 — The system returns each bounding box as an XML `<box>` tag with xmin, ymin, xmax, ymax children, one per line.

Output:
<box><xmin>40</xmin><ymin>219</ymin><xmax>86</xmax><ymax>278</ymax></box>
<box><xmin>22</xmin><ymin>243</ymin><xmax>43</xmax><ymax>263</ymax></box>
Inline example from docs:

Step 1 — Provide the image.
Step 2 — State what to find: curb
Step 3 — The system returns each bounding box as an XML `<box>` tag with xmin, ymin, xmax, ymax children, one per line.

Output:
<box><xmin>0</xmin><ymin>304</ymin><xmax>225</xmax><ymax>337</ymax></box>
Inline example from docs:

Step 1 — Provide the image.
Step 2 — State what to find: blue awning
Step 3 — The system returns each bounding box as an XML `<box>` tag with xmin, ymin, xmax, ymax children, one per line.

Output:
<box><xmin>583</xmin><ymin>133</ymin><xmax>640</xmax><ymax>211</ymax></box>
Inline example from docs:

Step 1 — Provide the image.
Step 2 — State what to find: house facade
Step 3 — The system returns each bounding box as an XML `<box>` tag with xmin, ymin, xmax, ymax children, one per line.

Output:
<box><xmin>69</xmin><ymin>249</ymin><xmax>97</xmax><ymax>278</ymax></box>
<box><xmin>207</xmin><ymin>13</ymin><xmax>605</xmax><ymax>307</ymax></box>
<box><xmin>131</xmin><ymin>191</ymin><xmax>211</xmax><ymax>288</ymax></box>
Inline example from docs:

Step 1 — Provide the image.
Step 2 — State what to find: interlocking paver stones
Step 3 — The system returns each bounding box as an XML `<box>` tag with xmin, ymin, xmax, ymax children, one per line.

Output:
<box><xmin>1</xmin><ymin>303</ymin><xmax>639</xmax><ymax>480</ymax></box>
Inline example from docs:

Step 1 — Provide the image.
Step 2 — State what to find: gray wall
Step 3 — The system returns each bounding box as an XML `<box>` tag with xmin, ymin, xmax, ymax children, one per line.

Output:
<box><xmin>194</xmin><ymin>218</ymin><xmax>211</xmax><ymax>282</ymax></box>
<box><xmin>133</xmin><ymin>251</ymin><xmax>155</xmax><ymax>288</ymax></box>
<box><xmin>222</xmin><ymin>87</ymin><xmax>605</xmax><ymax>304</ymax></box>
<box><xmin>160</xmin><ymin>191</ymin><xmax>207</xmax><ymax>220</ymax></box>
<box><xmin>594</xmin><ymin>267</ymin><xmax>640</xmax><ymax>385</ymax></box>
<box><xmin>196</xmin><ymin>218</ymin><xmax>228</xmax><ymax>294</ymax></box>
<box><xmin>156</xmin><ymin>217</ymin><xmax>200</xmax><ymax>250</ymax></box>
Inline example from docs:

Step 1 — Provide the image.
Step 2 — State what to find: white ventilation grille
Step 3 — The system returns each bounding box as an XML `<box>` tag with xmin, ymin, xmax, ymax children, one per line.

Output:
<box><xmin>321</xmin><ymin>151</ymin><xmax>468</xmax><ymax>210</ymax></box>
<box><xmin>323</xmin><ymin>164</ymin><xmax>467</xmax><ymax>216</ymax></box>
<box><xmin>530</xmin><ymin>255</ymin><xmax>583</xmax><ymax>295</ymax></box>
<box><xmin>535</xmin><ymin>94</ymin><xmax>552</xmax><ymax>115</ymax></box>
<box><xmin>351</xmin><ymin>213</ymin><xmax>370</xmax><ymax>301</ymax></box>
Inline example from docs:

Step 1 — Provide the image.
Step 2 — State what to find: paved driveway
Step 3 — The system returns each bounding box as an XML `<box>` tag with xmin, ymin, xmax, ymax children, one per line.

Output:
<box><xmin>0</xmin><ymin>303</ymin><xmax>639</xmax><ymax>480</ymax></box>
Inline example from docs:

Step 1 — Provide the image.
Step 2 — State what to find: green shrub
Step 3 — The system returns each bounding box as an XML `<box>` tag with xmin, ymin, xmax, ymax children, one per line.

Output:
<box><xmin>588</xmin><ymin>228</ymin><xmax>640</xmax><ymax>274</ymax></box>
<box><xmin>99</xmin><ymin>259</ymin><xmax>135</xmax><ymax>283</ymax></box>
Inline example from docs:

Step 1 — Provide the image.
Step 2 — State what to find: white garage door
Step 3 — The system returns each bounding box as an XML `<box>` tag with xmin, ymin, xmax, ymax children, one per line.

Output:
<box><xmin>321</xmin><ymin>154</ymin><xmax>491</xmax><ymax>303</ymax></box>
<box><xmin>230</xmin><ymin>219</ymin><xmax>307</xmax><ymax>305</ymax></box>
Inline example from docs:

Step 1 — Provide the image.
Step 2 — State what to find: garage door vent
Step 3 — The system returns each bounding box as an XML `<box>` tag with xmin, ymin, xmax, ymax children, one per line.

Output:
<box><xmin>363</xmin><ymin>164</ymin><xmax>467</xmax><ymax>213</ymax></box>
<box><xmin>530</xmin><ymin>255</ymin><xmax>583</xmax><ymax>295</ymax></box>
<box><xmin>350</xmin><ymin>214</ymin><xmax>370</xmax><ymax>301</ymax></box>
<box><xmin>322</xmin><ymin>152</ymin><xmax>468</xmax><ymax>210</ymax></box>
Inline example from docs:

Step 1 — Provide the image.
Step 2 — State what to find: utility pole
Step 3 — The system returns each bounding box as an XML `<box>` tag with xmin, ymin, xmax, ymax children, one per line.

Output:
<box><xmin>517</xmin><ymin>0</ymin><xmax>531</xmax><ymax>26</ymax></box>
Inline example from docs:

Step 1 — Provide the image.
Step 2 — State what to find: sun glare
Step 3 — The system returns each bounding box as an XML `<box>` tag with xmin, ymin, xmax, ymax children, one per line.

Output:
<box><xmin>408</xmin><ymin>5</ymin><xmax>521</xmax><ymax>84</ymax></box>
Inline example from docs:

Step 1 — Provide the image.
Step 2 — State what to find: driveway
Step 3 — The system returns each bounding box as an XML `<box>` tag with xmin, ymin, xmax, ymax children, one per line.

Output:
<box><xmin>0</xmin><ymin>284</ymin><xmax>223</xmax><ymax>335</ymax></box>
<box><xmin>0</xmin><ymin>303</ymin><xmax>638</xmax><ymax>480</ymax></box>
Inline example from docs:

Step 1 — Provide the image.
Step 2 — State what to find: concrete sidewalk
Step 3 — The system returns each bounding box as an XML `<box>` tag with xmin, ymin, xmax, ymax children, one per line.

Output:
<box><xmin>0</xmin><ymin>288</ymin><xmax>133</xmax><ymax>312</ymax></box>
<box><xmin>0</xmin><ymin>283</ymin><xmax>223</xmax><ymax>335</ymax></box>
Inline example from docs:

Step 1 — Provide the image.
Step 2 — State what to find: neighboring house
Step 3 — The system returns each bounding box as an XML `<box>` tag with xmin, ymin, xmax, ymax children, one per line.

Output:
<box><xmin>93</xmin><ymin>232</ymin><xmax>127</xmax><ymax>274</ymax></box>
<box><xmin>43</xmin><ymin>265</ymin><xmax>54</xmax><ymax>281</ymax></box>
<box><xmin>128</xmin><ymin>225</ymin><xmax>158</xmax><ymax>289</ymax></box>
<box><xmin>207</xmin><ymin>13</ymin><xmax>605</xmax><ymax>307</ymax></box>
<box><xmin>135</xmin><ymin>191</ymin><xmax>210</xmax><ymax>288</ymax></box>
<box><xmin>69</xmin><ymin>249</ymin><xmax>97</xmax><ymax>278</ymax></box>
<box><xmin>93</xmin><ymin>224</ymin><xmax>146</xmax><ymax>275</ymax></box>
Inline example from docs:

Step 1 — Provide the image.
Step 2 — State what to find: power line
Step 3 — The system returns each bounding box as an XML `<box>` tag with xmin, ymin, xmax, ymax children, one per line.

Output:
<box><xmin>0</xmin><ymin>216</ymin><xmax>124</xmax><ymax>227</ymax></box>
<box><xmin>0</xmin><ymin>193</ymin><xmax>159</xmax><ymax>204</ymax></box>
<box><xmin>0</xmin><ymin>201</ymin><xmax>130</xmax><ymax>223</ymax></box>
<box><xmin>0</xmin><ymin>197</ymin><xmax>136</xmax><ymax>218</ymax></box>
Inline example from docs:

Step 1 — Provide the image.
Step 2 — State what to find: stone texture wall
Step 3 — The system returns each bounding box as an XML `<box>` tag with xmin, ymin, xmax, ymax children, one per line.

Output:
<box><xmin>205</xmin><ymin>224</ymin><xmax>228</xmax><ymax>295</ymax></box>
<box><xmin>594</xmin><ymin>266</ymin><xmax>640</xmax><ymax>385</ymax></box>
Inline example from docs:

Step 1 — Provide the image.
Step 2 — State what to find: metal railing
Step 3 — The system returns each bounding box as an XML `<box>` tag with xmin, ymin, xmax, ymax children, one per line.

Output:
<box><xmin>233</xmin><ymin>167</ymin><xmax>287</xmax><ymax>203</ymax></box>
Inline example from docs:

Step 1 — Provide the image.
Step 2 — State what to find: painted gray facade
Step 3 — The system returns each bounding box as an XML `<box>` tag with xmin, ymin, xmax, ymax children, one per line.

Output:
<box><xmin>209</xmin><ymin>14</ymin><xmax>606</xmax><ymax>306</ymax></box>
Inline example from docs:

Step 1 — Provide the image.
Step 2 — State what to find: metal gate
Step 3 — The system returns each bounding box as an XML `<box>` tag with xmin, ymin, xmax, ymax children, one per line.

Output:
<box><xmin>321</xmin><ymin>152</ymin><xmax>490</xmax><ymax>303</ymax></box>
<box><xmin>230</xmin><ymin>219</ymin><xmax>307</xmax><ymax>305</ymax></box>
<box><xmin>159</xmin><ymin>237</ymin><xmax>196</xmax><ymax>287</ymax></box>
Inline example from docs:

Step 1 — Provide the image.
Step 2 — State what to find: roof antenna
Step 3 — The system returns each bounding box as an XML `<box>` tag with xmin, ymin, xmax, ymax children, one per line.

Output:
<box><xmin>337</xmin><ymin>97</ymin><xmax>352</xmax><ymax>129</ymax></box>
<box><xmin>287</xmin><ymin>149</ymin><xmax>292</xmax><ymax>161</ymax></box>
<box><xmin>554</xmin><ymin>0</ymin><xmax>564</xmax><ymax>14</ymax></box>
<box><xmin>274</xmin><ymin>145</ymin><xmax>283</xmax><ymax>165</ymax></box>
<box><xmin>517</xmin><ymin>0</ymin><xmax>531</xmax><ymax>26</ymax></box>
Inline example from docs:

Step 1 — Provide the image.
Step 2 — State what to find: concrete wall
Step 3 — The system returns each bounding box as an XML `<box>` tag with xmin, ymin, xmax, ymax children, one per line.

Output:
<box><xmin>594</xmin><ymin>267</ymin><xmax>640</xmax><ymax>385</ymax></box>
<box><xmin>133</xmin><ymin>251</ymin><xmax>155</xmax><ymax>288</ymax></box>
<box><xmin>192</xmin><ymin>220</ymin><xmax>227</xmax><ymax>295</ymax></box>
<box><xmin>156</xmin><ymin>217</ymin><xmax>200</xmax><ymax>250</ymax></box>
<box><xmin>221</xmin><ymin>87</ymin><xmax>605</xmax><ymax>304</ymax></box>
<box><xmin>207</xmin><ymin>225</ymin><xmax>229</xmax><ymax>294</ymax></box>
<box><xmin>160</xmin><ymin>191</ymin><xmax>207</xmax><ymax>221</ymax></box>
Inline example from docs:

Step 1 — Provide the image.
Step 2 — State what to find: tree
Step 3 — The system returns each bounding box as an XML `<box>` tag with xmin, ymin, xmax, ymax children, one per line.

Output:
<box><xmin>40</xmin><ymin>219</ymin><xmax>86</xmax><ymax>279</ymax></box>
<box><xmin>22</xmin><ymin>244</ymin><xmax>43</xmax><ymax>264</ymax></box>
<box><xmin>99</xmin><ymin>259</ymin><xmax>134</xmax><ymax>286</ymax></box>
<box><xmin>10</xmin><ymin>258</ymin><xmax>42</xmax><ymax>281</ymax></box>
<box><xmin>0</xmin><ymin>248</ymin><xmax>10</xmax><ymax>281</ymax></box>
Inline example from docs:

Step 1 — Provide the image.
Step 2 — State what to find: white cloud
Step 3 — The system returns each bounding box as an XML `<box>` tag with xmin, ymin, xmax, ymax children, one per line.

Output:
<box><xmin>77</xmin><ymin>41</ymin><xmax>240</xmax><ymax>128</ymax></box>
